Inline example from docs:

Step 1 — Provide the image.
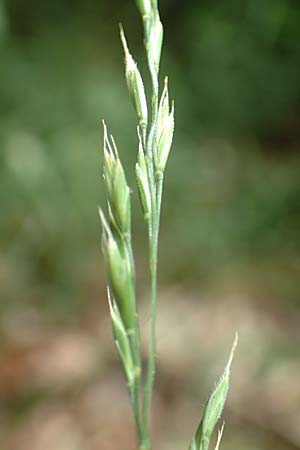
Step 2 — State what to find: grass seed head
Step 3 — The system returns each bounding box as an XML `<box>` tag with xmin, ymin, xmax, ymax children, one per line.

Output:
<box><xmin>157</xmin><ymin>77</ymin><xmax>170</xmax><ymax>137</ymax></box>
<box><xmin>106</xmin><ymin>237</ymin><xmax>136</xmax><ymax>332</ymax></box>
<box><xmin>136</xmin><ymin>134</ymin><xmax>151</xmax><ymax>219</ymax></box>
<box><xmin>107</xmin><ymin>289</ymin><xmax>136</xmax><ymax>384</ymax></box>
<box><xmin>120</xmin><ymin>25</ymin><xmax>148</xmax><ymax>130</ymax></box>
<box><xmin>99</xmin><ymin>208</ymin><xmax>136</xmax><ymax>333</ymax></box>
<box><xmin>103</xmin><ymin>123</ymin><xmax>131</xmax><ymax>233</ymax></box>
<box><xmin>156</xmin><ymin>100</ymin><xmax>174</xmax><ymax>172</ymax></box>
<box><xmin>147</xmin><ymin>14</ymin><xmax>163</xmax><ymax>72</ymax></box>
<box><xmin>192</xmin><ymin>334</ymin><xmax>238</xmax><ymax>450</ymax></box>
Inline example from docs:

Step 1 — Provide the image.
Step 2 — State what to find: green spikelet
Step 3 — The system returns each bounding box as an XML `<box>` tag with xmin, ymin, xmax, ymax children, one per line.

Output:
<box><xmin>189</xmin><ymin>335</ymin><xmax>238</xmax><ymax>450</ymax></box>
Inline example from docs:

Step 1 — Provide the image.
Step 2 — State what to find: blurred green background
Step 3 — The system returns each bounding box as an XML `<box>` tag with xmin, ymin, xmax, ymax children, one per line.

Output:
<box><xmin>0</xmin><ymin>0</ymin><xmax>299</xmax><ymax>449</ymax></box>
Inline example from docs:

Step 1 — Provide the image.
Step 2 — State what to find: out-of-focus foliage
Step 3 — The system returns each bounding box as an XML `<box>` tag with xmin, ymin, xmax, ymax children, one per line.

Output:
<box><xmin>1</xmin><ymin>0</ymin><xmax>299</xmax><ymax>314</ymax></box>
<box><xmin>175</xmin><ymin>0</ymin><xmax>300</xmax><ymax>136</ymax></box>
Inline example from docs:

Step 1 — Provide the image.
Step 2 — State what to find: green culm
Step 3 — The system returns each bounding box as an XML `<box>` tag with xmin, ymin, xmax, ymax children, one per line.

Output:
<box><xmin>99</xmin><ymin>1</ymin><xmax>237</xmax><ymax>449</ymax></box>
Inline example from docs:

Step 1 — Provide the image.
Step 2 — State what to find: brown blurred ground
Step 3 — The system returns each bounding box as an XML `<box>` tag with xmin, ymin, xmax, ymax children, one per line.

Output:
<box><xmin>0</xmin><ymin>285</ymin><xmax>299</xmax><ymax>450</ymax></box>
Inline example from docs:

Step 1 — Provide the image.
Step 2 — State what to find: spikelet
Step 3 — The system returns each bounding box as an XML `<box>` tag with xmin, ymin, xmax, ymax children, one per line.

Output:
<box><xmin>99</xmin><ymin>209</ymin><xmax>134</xmax><ymax>332</ymax></box>
<box><xmin>107</xmin><ymin>288</ymin><xmax>137</xmax><ymax>386</ymax></box>
<box><xmin>120</xmin><ymin>25</ymin><xmax>148</xmax><ymax>132</ymax></box>
<box><xmin>188</xmin><ymin>334</ymin><xmax>238</xmax><ymax>450</ymax></box>
<box><xmin>147</xmin><ymin>13</ymin><xmax>163</xmax><ymax>73</ymax></box>
<box><xmin>155</xmin><ymin>78</ymin><xmax>175</xmax><ymax>172</ymax></box>
<box><xmin>136</xmin><ymin>130</ymin><xmax>151</xmax><ymax>219</ymax></box>
<box><xmin>103</xmin><ymin>122</ymin><xmax>130</xmax><ymax>234</ymax></box>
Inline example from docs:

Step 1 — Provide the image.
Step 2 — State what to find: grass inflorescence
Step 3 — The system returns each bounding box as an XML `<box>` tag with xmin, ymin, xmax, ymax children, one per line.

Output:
<box><xmin>99</xmin><ymin>1</ymin><xmax>237</xmax><ymax>449</ymax></box>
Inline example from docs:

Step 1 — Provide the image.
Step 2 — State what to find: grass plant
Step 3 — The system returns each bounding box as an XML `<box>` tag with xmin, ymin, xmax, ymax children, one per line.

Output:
<box><xmin>99</xmin><ymin>1</ymin><xmax>237</xmax><ymax>449</ymax></box>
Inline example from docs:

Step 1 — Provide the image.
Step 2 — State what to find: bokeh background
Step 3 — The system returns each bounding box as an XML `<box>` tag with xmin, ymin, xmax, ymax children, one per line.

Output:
<box><xmin>1</xmin><ymin>0</ymin><xmax>300</xmax><ymax>449</ymax></box>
